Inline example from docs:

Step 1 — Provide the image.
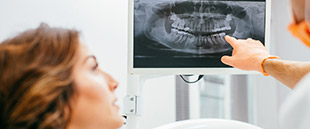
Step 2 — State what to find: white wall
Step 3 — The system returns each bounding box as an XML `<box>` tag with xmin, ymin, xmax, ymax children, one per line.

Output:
<box><xmin>0</xmin><ymin>0</ymin><xmax>176</xmax><ymax>129</ymax></box>
<box><xmin>139</xmin><ymin>76</ymin><xmax>176</xmax><ymax>129</ymax></box>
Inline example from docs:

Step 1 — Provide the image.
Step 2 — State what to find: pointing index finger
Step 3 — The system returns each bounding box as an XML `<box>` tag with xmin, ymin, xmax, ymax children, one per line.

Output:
<box><xmin>225</xmin><ymin>35</ymin><xmax>238</xmax><ymax>48</ymax></box>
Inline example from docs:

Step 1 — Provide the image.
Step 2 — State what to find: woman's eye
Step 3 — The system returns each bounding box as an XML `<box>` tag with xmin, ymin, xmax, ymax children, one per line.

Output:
<box><xmin>92</xmin><ymin>63</ymin><xmax>99</xmax><ymax>71</ymax></box>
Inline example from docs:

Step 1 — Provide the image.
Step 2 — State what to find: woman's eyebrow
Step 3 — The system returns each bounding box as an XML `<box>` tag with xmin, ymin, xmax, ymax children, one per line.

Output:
<box><xmin>83</xmin><ymin>55</ymin><xmax>97</xmax><ymax>64</ymax></box>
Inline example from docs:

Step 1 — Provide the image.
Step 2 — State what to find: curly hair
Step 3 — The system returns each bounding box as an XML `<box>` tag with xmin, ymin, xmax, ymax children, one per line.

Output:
<box><xmin>0</xmin><ymin>24</ymin><xmax>80</xmax><ymax>129</ymax></box>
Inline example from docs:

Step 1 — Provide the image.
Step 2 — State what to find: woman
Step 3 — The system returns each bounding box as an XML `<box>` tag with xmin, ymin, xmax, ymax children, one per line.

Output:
<box><xmin>0</xmin><ymin>24</ymin><xmax>124</xmax><ymax>129</ymax></box>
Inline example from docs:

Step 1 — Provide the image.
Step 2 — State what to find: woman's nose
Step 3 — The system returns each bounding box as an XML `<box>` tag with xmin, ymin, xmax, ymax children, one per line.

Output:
<box><xmin>110</xmin><ymin>80</ymin><xmax>118</xmax><ymax>91</ymax></box>
<box><xmin>101</xmin><ymin>70</ymin><xmax>118</xmax><ymax>91</ymax></box>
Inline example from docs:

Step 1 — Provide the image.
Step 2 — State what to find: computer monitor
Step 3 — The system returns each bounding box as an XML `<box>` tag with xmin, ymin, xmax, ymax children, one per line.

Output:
<box><xmin>128</xmin><ymin>0</ymin><xmax>270</xmax><ymax>75</ymax></box>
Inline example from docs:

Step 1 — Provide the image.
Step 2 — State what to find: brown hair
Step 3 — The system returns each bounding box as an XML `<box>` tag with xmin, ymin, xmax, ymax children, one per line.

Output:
<box><xmin>0</xmin><ymin>24</ymin><xmax>80</xmax><ymax>129</ymax></box>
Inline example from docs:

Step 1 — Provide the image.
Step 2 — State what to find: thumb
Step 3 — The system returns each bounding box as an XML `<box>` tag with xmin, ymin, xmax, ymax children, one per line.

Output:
<box><xmin>221</xmin><ymin>56</ymin><xmax>234</xmax><ymax>66</ymax></box>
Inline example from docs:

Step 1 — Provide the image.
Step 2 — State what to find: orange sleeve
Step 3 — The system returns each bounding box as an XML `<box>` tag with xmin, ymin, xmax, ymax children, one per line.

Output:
<box><xmin>288</xmin><ymin>21</ymin><xmax>310</xmax><ymax>47</ymax></box>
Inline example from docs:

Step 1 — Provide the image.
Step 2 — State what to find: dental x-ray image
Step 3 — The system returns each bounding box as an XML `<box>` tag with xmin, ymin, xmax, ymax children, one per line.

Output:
<box><xmin>134</xmin><ymin>0</ymin><xmax>265</xmax><ymax>68</ymax></box>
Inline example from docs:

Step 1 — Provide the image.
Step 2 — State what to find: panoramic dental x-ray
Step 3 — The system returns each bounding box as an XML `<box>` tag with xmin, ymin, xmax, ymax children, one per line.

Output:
<box><xmin>134</xmin><ymin>0</ymin><xmax>265</xmax><ymax>68</ymax></box>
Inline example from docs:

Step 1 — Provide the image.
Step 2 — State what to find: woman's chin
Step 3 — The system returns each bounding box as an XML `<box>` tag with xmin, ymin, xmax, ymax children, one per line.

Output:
<box><xmin>114</xmin><ymin>115</ymin><xmax>125</xmax><ymax>128</ymax></box>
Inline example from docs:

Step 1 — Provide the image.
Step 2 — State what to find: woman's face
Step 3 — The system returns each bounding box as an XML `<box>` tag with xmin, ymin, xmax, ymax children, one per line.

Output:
<box><xmin>68</xmin><ymin>44</ymin><xmax>123</xmax><ymax>129</ymax></box>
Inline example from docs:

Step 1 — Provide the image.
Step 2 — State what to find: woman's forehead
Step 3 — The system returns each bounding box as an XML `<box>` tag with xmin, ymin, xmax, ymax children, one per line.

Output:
<box><xmin>78</xmin><ymin>43</ymin><xmax>92</xmax><ymax>63</ymax></box>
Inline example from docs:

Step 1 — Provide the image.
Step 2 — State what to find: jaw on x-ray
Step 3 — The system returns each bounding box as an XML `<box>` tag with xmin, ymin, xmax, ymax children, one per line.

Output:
<box><xmin>134</xmin><ymin>0</ymin><xmax>265</xmax><ymax>68</ymax></box>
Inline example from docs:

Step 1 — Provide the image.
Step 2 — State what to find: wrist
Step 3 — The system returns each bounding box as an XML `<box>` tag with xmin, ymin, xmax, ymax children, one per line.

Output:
<box><xmin>260</xmin><ymin>56</ymin><xmax>280</xmax><ymax>76</ymax></box>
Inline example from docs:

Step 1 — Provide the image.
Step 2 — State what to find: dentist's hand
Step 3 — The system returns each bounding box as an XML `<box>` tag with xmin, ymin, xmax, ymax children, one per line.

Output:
<box><xmin>221</xmin><ymin>36</ymin><xmax>278</xmax><ymax>74</ymax></box>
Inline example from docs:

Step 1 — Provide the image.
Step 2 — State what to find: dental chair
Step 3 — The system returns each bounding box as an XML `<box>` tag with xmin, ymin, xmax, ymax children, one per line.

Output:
<box><xmin>153</xmin><ymin>119</ymin><xmax>263</xmax><ymax>129</ymax></box>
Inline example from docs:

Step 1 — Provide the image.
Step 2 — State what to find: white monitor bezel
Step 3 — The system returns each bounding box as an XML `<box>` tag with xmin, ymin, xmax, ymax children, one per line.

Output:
<box><xmin>128</xmin><ymin>0</ymin><xmax>271</xmax><ymax>75</ymax></box>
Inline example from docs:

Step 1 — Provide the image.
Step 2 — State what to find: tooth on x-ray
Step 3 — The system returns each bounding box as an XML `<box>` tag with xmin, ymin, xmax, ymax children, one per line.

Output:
<box><xmin>134</xmin><ymin>0</ymin><xmax>265</xmax><ymax>55</ymax></box>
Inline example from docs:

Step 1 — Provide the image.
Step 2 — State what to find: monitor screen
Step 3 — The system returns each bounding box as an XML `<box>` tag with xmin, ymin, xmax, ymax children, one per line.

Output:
<box><xmin>133</xmin><ymin>0</ymin><xmax>266</xmax><ymax>69</ymax></box>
